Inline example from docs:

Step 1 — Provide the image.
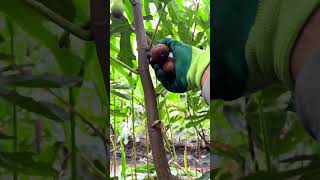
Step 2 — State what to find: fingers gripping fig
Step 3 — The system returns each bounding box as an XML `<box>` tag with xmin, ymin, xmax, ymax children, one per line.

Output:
<box><xmin>151</xmin><ymin>44</ymin><xmax>170</xmax><ymax>65</ymax></box>
<box><xmin>162</xmin><ymin>58</ymin><xmax>176</xmax><ymax>78</ymax></box>
<box><xmin>150</xmin><ymin>44</ymin><xmax>176</xmax><ymax>79</ymax></box>
<box><xmin>150</xmin><ymin>38</ymin><xmax>210</xmax><ymax>93</ymax></box>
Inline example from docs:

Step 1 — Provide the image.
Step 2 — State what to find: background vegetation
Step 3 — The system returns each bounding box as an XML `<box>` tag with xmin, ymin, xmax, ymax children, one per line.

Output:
<box><xmin>0</xmin><ymin>0</ymin><xmax>108</xmax><ymax>179</ymax></box>
<box><xmin>2</xmin><ymin>1</ymin><xmax>315</xmax><ymax>180</ymax></box>
<box><xmin>110</xmin><ymin>0</ymin><xmax>210</xmax><ymax>179</ymax></box>
<box><xmin>211</xmin><ymin>84</ymin><xmax>320</xmax><ymax>179</ymax></box>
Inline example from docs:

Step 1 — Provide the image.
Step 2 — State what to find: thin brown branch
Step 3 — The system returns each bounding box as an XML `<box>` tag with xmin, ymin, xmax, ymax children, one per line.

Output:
<box><xmin>79</xmin><ymin>152</ymin><xmax>105</xmax><ymax>180</ymax></box>
<box><xmin>132</xmin><ymin>0</ymin><xmax>171</xmax><ymax>178</ymax></box>
<box><xmin>149</xmin><ymin>2</ymin><xmax>169</xmax><ymax>49</ymax></box>
<box><xmin>90</xmin><ymin>0</ymin><xmax>109</xmax><ymax>102</ymax></box>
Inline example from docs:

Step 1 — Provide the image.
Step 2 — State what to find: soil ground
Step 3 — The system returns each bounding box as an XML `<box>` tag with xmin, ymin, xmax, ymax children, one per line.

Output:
<box><xmin>110</xmin><ymin>137</ymin><xmax>210</xmax><ymax>178</ymax></box>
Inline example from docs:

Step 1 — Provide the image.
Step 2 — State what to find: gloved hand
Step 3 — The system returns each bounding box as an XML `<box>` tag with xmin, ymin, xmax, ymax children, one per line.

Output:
<box><xmin>151</xmin><ymin>38</ymin><xmax>210</xmax><ymax>93</ymax></box>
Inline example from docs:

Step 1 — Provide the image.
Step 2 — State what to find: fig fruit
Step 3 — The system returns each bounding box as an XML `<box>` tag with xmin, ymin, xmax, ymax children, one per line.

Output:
<box><xmin>111</xmin><ymin>0</ymin><xmax>124</xmax><ymax>18</ymax></box>
<box><xmin>163</xmin><ymin>58</ymin><xmax>175</xmax><ymax>78</ymax></box>
<box><xmin>151</xmin><ymin>44</ymin><xmax>170</xmax><ymax>65</ymax></box>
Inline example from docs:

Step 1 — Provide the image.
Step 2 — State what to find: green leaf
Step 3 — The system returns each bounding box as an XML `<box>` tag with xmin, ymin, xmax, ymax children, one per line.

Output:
<box><xmin>87</xmin><ymin>115</ymin><xmax>109</xmax><ymax>129</ymax></box>
<box><xmin>192</xmin><ymin>31</ymin><xmax>204</xmax><ymax>46</ymax></box>
<box><xmin>110</xmin><ymin>57</ymin><xmax>135</xmax><ymax>85</ymax></box>
<box><xmin>119</xmin><ymin>133</ymin><xmax>127</xmax><ymax>180</ymax></box>
<box><xmin>167</xmin><ymin>1</ymin><xmax>180</xmax><ymax>23</ymax></box>
<box><xmin>185</xmin><ymin>118</ymin><xmax>207</xmax><ymax>128</ymax></box>
<box><xmin>110</xmin><ymin>17</ymin><xmax>134</xmax><ymax>36</ymax></box>
<box><xmin>213</xmin><ymin>142</ymin><xmax>245</xmax><ymax>163</ymax></box>
<box><xmin>110</xmin><ymin>109</ymin><xmax>128</xmax><ymax>118</ymax></box>
<box><xmin>38</xmin><ymin>142</ymin><xmax>63</xmax><ymax>165</ymax></box>
<box><xmin>118</xmin><ymin>31</ymin><xmax>135</xmax><ymax>68</ymax></box>
<box><xmin>143</xmin><ymin>0</ymin><xmax>151</xmax><ymax>17</ymax></box>
<box><xmin>185</xmin><ymin>114</ymin><xmax>207</xmax><ymax>121</ymax></box>
<box><xmin>134</xmin><ymin>164</ymin><xmax>155</xmax><ymax>173</ymax></box>
<box><xmin>111</xmin><ymin>90</ymin><xmax>131</xmax><ymax>100</ymax></box>
<box><xmin>0</xmin><ymin>87</ymin><xmax>69</xmax><ymax>122</ymax></box>
<box><xmin>0</xmin><ymin>151</ymin><xmax>58</xmax><ymax>177</ymax></box>
<box><xmin>0</xmin><ymin>73</ymin><xmax>82</xmax><ymax>88</ymax></box>
<box><xmin>169</xmin><ymin>115</ymin><xmax>182</xmax><ymax>124</ymax></box>
<box><xmin>0</xmin><ymin>0</ymin><xmax>83</xmax><ymax>75</ymax></box>
<box><xmin>111</xmin><ymin>84</ymin><xmax>135</xmax><ymax>90</ymax></box>
<box><xmin>110</xmin><ymin>16</ymin><xmax>135</xmax><ymax>67</ymax></box>
<box><xmin>123</xmin><ymin>0</ymin><xmax>134</xmax><ymax>23</ymax></box>
<box><xmin>177</xmin><ymin>21</ymin><xmax>192</xmax><ymax>44</ymax></box>
<box><xmin>158</xmin><ymin>97</ymin><xmax>167</xmax><ymax>110</ymax></box>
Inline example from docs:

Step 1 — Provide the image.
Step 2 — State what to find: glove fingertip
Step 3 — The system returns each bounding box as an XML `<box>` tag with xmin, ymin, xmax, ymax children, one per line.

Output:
<box><xmin>158</xmin><ymin>37</ymin><xmax>174</xmax><ymax>47</ymax></box>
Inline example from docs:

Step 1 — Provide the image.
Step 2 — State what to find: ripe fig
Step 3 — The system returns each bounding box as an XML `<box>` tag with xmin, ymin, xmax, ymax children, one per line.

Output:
<box><xmin>111</xmin><ymin>0</ymin><xmax>124</xmax><ymax>18</ymax></box>
<box><xmin>151</xmin><ymin>44</ymin><xmax>170</xmax><ymax>65</ymax></box>
<box><xmin>163</xmin><ymin>58</ymin><xmax>175</xmax><ymax>78</ymax></box>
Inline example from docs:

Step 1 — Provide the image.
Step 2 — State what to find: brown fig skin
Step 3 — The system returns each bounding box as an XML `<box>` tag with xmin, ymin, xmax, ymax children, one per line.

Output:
<box><xmin>151</xmin><ymin>44</ymin><xmax>170</xmax><ymax>65</ymax></box>
<box><xmin>163</xmin><ymin>58</ymin><xmax>175</xmax><ymax>78</ymax></box>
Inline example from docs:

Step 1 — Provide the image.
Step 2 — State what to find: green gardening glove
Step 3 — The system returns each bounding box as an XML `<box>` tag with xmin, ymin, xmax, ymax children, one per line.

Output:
<box><xmin>151</xmin><ymin>38</ymin><xmax>210</xmax><ymax>93</ymax></box>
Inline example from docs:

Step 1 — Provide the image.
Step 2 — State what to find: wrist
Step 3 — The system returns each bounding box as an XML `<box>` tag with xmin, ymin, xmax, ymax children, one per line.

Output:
<box><xmin>201</xmin><ymin>65</ymin><xmax>210</xmax><ymax>88</ymax></box>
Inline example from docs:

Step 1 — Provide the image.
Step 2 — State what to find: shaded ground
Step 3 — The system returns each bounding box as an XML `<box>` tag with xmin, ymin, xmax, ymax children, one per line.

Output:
<box><xmin>110</xmin><ymin>137</ymin><xmax>210</xmax><ymax>178</ymax></box>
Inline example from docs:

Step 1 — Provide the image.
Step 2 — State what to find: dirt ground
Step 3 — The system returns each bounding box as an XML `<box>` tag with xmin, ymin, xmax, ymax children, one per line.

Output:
<box><xmin>110</xmin><ymin>136</ymin><xmax>210</xmax><ymax>177</ymax></box>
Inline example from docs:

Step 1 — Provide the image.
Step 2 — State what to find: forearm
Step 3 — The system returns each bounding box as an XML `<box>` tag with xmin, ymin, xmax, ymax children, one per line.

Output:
<box><xmin>201</xmin><ymin>65</ymin><xmax>210</xmax><ymax>104</ymax></box>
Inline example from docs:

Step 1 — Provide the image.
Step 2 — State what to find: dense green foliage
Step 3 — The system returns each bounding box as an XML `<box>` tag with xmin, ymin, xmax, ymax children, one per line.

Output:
<box><xmin>211</xmin><ymin>84</ymin><xmax>320</xmax><ymax>179</ymax></box>
<box><xmin>110</xmin><ymin>0</ymin><xmax>210</xmax><ymax>179</ymax></box>
<box><xmin>0</xmin><ymin>0</ymin><xmax>107</xmax><ymax>179</ymax></box>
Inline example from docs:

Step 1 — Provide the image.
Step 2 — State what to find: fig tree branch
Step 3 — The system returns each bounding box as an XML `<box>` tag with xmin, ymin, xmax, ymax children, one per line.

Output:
<box><xmin>23</xmin><ymin>0</ymin><xmax>92</xmax><ymax>41</ymax></box>
<box><xmin>89</xmin><ymin>0</ymin><xmax>110</xmax><ymax>177</ymax></box>
<box><xmin>89</xmin><ymin>0</ymin><xmax>109</xmax><ymax>101</ymax></box>
<box><xmin>132</xmin><ymin>0</ymin><xmax>172</xmax><ymax>179</ymax></box>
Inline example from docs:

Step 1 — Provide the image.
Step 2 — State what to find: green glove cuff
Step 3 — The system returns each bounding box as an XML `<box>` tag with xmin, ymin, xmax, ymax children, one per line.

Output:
<box><xmin>187</xmin><ymin>47</ymin><xmax>210</xmax><ymax>90</ymax></box>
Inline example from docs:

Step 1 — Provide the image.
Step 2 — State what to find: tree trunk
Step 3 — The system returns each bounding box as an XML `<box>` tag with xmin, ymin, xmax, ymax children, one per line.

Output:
<box><xmin>132</xmin><ymin>1</ymin><xmax>171</xmax><ymax>179</ymax></box>
<box><xmin>89</xmin><ymin>0</ymin><xmax>110</xmax><ymax>177</ymax></box>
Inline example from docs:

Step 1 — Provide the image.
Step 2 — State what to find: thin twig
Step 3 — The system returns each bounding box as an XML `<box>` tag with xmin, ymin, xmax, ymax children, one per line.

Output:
<box><xmin>187</xmin><ymin>93</ymin><xmax>209</xmax><ymax>145</ymax></box>
<box><xmin>194</xmin><ymin>125</ymin><xmax>209</xmax><ymax>145</ymax></box>
<box><xmin>23</xmin><ymin>0</ymin><xmax>92</xmax><ymax>41</ymax></box>
<box><xmin>148</xmin><ymin>2</ymin><xmax>169</xmax><ymax>49</ymax></box>
<box><xmin>46</xmin><ymin>89</ymin><xmax>109</xmax><ymax>143</ymax></box>
<box><xmin>79</xmin><ymin>152</ymin><xmax>105</xmax><ymax>180</ymax></box>
<box><xmin>111</xmin><ymin>57</ymin><xmax>139</xmax><ymax>74</ymax></box>
<box><xmin>170</xmin><ymin>161</ymin><xmax>193</xmax><ymax>180</ymax></box>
